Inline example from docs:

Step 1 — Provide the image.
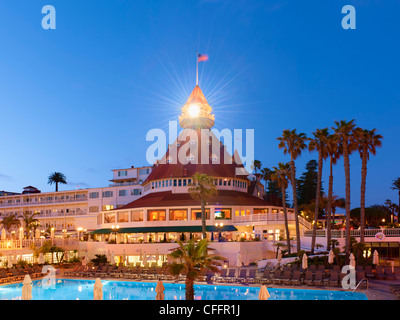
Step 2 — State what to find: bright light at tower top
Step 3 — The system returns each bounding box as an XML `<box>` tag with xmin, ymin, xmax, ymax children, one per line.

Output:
<box><xmin>188</xmin><ymin>104</ymin><xmax>200</xmax><ymax>117</ymax></box>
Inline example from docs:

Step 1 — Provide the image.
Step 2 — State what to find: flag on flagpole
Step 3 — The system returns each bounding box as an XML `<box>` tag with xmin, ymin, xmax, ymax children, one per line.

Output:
<box><xmin>197</xmin><ymin>53</ymin><xmax>209</xmax><ymax>63</ymax></box>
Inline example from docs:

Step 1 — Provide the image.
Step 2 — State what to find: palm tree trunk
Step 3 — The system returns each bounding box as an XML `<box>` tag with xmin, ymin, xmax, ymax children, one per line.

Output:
<box><xmin>185</xmin><ymin>276</ymin><xmax>195</xmax><ymax>300</ymax></box>
<box><xmin>281</xmin><ymin>187</ymin><xmax>291</xmax><ymax>254</ymax></box>
<box><xmin>201</xmin><ymin>200</ymin><xmax>207</xmax><ymax>240</ymax></box>
<box><xmin>311</xmin><ymin>152</ymin><xmax>323</xmax><ymax>255</ymax></box>
<box><xmin>343</xmin><ymin>140</ymin><xmax>351</xmax><ymax>259</ymax></box>
<box><xmin>289</xmin><ymin>158</ymin><xmax>301</xmax><ymax>252</ymax></box>
<box><xmin>327</xmin><ymin>156</ymin><xmax>333</xmax><ymax>251</ymax></box>
<box><xmin>55</xmin><ymin>182</ymin><xmax>58</xmax><ymax>192</ymax></box>
<box><xmin>360</xmin><ymin>149</ymin><xmax>368</xmax><ymax>244</ymax></box>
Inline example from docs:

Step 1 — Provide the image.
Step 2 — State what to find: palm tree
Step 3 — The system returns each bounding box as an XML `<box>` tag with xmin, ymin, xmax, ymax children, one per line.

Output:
<box><xmin>21</xmin><ymin>211</ymin><xmax>40</xmax><ymax>239</ymax></box>
<box><xmin>354</xmin><ymin>128</ymin><xmax>383</xmax><ymax>243</ymax></box>
<box><xmin>188</xmin><ymin>173</ymin><xmax>217</xmax><ymax>239</ymax></box>
<box><xmin>48</xmin><ymin>172</ymin><xmax>67</xmax><ymax>192</ymax></box>
<box><xmin>333</xmin><ymin>119</ymin><xmax>356</xmax><ymax>258</ymax></box>
<box><xmin>270</xmin><ymin>162</ymin><xmax>291</xmax><ymax>253</ymax></box>
<box><xmin>277</xmin><ymin>129</ymin><xmax>308</xmax><ymax>252</ymax></box>
<box><xmin>308</xmin><ymin>128</ymin><xmax>330</xmax><ymax>254</ymax></box>
<box><xmin>252</xmin><ymin>160</ymin><xmax>262</xmax><ymax>174</ymax></box>
<box><xmin>1</xmin><ymin>214</ymin><xmax>21</xmax><ymax>234</ymax></box>
<box><xmin>391</xmin><ymin>177</ymin><xmax>400</xmax><ymax>213</ymax></box>
<box><xmin>168</xmin><ymin>239</ymin><xmax>224</xmax><ymax>300</ymax></box>
<box><xmin>325</xmin><ymin>133</ymin><xmax>342</xmax><ymax>250</ymax></box>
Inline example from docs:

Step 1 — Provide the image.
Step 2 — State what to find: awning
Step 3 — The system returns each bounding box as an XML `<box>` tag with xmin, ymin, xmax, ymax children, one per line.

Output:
<box><xmin>364</xmin><ymin>242</ymin><xmax>400</xmax><ymax>248</ymax></box>
<box><xmin>90</xmin><ymin>225</ymin><xmax>237</xmax><ymax>235</ymax></box>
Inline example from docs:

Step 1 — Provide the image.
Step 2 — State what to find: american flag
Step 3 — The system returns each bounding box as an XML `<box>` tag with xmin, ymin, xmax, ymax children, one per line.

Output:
<box><xmin>197</xmin><ymin>53</ymin><xmax>209</xmax><ymax>63</ymax></box>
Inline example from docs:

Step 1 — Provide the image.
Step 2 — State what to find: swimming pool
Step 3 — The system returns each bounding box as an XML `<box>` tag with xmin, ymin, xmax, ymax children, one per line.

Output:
<box><xmin>0</xmin><ymin>279</ymin><xmax>368</xmax><ymax>300</ymax></box>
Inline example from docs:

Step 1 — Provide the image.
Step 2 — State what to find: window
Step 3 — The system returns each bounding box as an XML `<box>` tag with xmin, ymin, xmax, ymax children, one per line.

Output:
<box><xmin>118</xmin><ymin>170</ymin><xmax>127</xmax><ymax>177</ymax></box>
<box><xmin>118</xmin><ymin>212</ymin><xmax>129</xmax><ymax>223</ymax></box>
<box><xmin>139</xmin><ymin>168</ymin><xmax>150</xmax><ymax>175</ymax></box>
<box><xmin>104</xmin><ymin>212</ymin><xmax>116</xmax><ymax>223</ymax></box>
<box><xmin>173</xmin><ymin>179</ymin><xmax>177</xmax><ymax>187</ymax></box>
<box><xmin>131</xmin><ymin>189</ymin><xmax>141</xmax><ymax>196</ymax></box>
<box><xmin>214</xmin><ymin>208</ymin><xmax>231</xmax><ymax>220</ymax></box>
<box><xmin>89</xmin><ymin>206</ymin><xmax>99</xmax><ymax>213</ymax></box>
<box><xmin>183</xmin><ymin>179</ymin><xmax>187</xmax><ymax>187</ymax></box>
<box><xmin>119</xmin><ymin>190</ymin><xmax>127</xmax><ymax>197</ymax></box>
<box><xmin>169</xmin><ymin>209</ymin><xmax>187</xmax><ymax>221</ymax></box>
<box><xmin>102</xmin><ymin>191</ymin><xmax>113</xmax><ymax>198</ymax></box>
<box><xmin>254</xmin><ymin>208</ymin><xmax>268</xmax><ymax>214</ymax></box>
<box><xmin>131</xmin><ymin>210</ymin><xmax>143</xmax><ymax>222</ymax></box>
<box><xmin>178</xmin><ymin>179</ymin><xmax>182</xmax><ymax>187</ymax></box>
<box><xmin>191</xmin><ymin>209</ymin><xmax>210</xmax><ymax>220</ymax></box>
<box><xmin>102</xmin><ymin>205</ymin><xmax>114</xmax><ymax>211</ymax></box>
<box><xmin>147</xmin><ymin>210</ymin><xmax>166</xmax><ymax>221</ymax></box>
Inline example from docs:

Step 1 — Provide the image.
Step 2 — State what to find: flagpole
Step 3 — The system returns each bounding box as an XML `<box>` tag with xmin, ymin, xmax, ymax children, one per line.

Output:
<box><xmin>196</xmin><ymin>50</ymin><xmax>198</xmax><ymax>86</ymax></box>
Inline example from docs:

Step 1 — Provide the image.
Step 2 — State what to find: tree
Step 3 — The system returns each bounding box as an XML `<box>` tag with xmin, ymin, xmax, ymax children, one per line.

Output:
<box><xmin>188</xmin><ymin>173</ymin><xmax>217</xmax><ymax>239</ymax></box>
<box><xmin>277</xmin><ymin>129</ymin><xmax>308</xmax><ymax>252</ymax></box>
<box><xmin>325</xmin><ymin>133</ymin><xmax>342</xmax><ymax>250</ymax></box>
<box><xmin>391</xmin><ymin>177</ymin><xmax>400</xmax><ymax>214</ymax></box>
<box><xmin>333</xmin><ymin>119</ymin><xmax>356</xmax><ymax>258</ymax></box>
<box><xmin>252</xmin><ymin>160</ymin><xmax>262</xmax><ymax>174</ymax></box>
<box><xmin>21</xmin><ymin>211</ymin><xmax>40</xmax><ymax>239</ymax></box>
<box><xmin>1</xmin><ymin>214</ymin><xmax>21</xmax><ymax>233</ymax></box>
<box><xmin>297</xmin><ymin>160</ymin><xmax>320</xmax><ymax>206</ymax></box>
<box><xmin>168</xmin><ymin>239</ymin><xmax>224</xmax><ymax>300</ymax></box>
<box><xmin>308</xmin><ymin>128</ymin><xmax>330</xmax><ymax>254</ymax></box>
<box><xmin>261</xmin><ymin>167</ymin><xmax>284</xmax><ymax>206</ymax></box>
<box><xmin>354</xmin><ymin>128</ymin><xmax>383</xmax><ymax>243</ymax></box>
<box><xmin>48</xmin><ymin>172</ymin><xmax>67</xmax><ymax>192</ymax></box>
<box><xmin>270</xmin><ymin>163</ymin><xmax>291</xmax><ymax>254</ymax></box>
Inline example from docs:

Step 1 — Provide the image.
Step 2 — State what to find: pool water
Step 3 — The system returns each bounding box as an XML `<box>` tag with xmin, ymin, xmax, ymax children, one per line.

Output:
<box><xmin>0</xmin><ymin>279</ymin><xmax>368</xmax><ymax>300</ymax></box>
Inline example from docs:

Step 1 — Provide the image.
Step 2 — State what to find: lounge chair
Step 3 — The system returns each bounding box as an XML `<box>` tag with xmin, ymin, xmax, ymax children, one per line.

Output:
<box><xmin>110</xmin><ymin>266</ymin><xmax>123</xmax><ymax>277</ymax></box>
<box><xmin>290</xmin><ymin>270</ymin><xmax>302</xmax><ymax>285</ymax></box>
<box><xmin>313</xmin><ymin>271</ymin><xmax>324</xmax><ymax>286</ymax></box>
<box><xmin>329</xmin><ymin>272</ymin><xmax>340</xmax><ymax>287</ymax></box>
<box><xmin>364</xmin><ymin>266</ymin><xmax>375</xmax><ymax>279</ymax></box>
<box><xmin>303</xmin><ymin>271</ymin><xmax>314</xmax><ymax>286</ymax></box>
<box><xmin>9</xmin><ymin>268</ymin><xmax>24</xmax><ymax>281</ymax></box>
<box><xmin>224</xmin><ymin>269</ymin><xmax>237</xmax><ymax>283</ymax></box>
<box><xmin>356</xmin><ymin>271</ymin><xmax>367</xmax><ymax>289</ymax></box>
<box><xmin>384</xmin><ymin>267</ymin><xmax>396</xmax><ymax>281</ymax></box>
<box><xmin>65</xmin><ymin>265</ymin><xmax>80</xmax><ymax>276</ymax></box>
<box><xmin>236</xmin><ymin>269</ymin><xmax>247</xmax><ymax>283</ymax></box>
<box><xmin>239</xmin><ymin>269</ymin><xmax>256</xmax><ymax>284</ymax></box>
<box><xmin>260</xmin><ymin>269</ymin><xmax>271</xmax><ymax>285</ymax></box>
<box><xmin>271</xmin><ymin>270</ymin><xmax>283</xmax><ymax>285</ymax></box>
<box><xmin>0</xmin><ymin>269</ymin><xmax>14</xmax><ymax>283</ymax></box>
<box><xmin>309</xmin><ymin>265</ymin><xmax>317</xmax><ymax>272</ymax></box>
<box><xmin>213</xmin><ymin>268</ymin><xmax>227</xmax><ymax>282</ymax></box>
<box><xmin>280</xmin><ymin>271</ymin><xmax>292</xmax><ymax>285</ymax></box>
<box><xmin>376</xmin><ymin>266</ymin><xmax>386</xmax><ymax>280</ymax></box>
<box><xmin>25</xmin><ymin>266</ymin><xmax>41</xmax><ymax>278</ymax></box>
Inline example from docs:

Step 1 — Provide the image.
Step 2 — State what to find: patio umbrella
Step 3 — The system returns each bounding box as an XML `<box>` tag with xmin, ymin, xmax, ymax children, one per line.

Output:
<box><xmin>110</xmin><ymin>252</ymin><xmax>115</xmax><ymax>265</ymax></box>
<box><xmin>302</xmin><ymin>253</ymin><xmax>308</xmax><ymax>270</ymax></box>
<box><xmin>155</xmin><ymin>249</ymin><xmax>159</xmax><ymax>262</ymax></box>
<box><xmin>236</xmin><ymin>252</ymin><xmax>242</xmax><ymax>267</ymax></box>
<box><xmin>143</xmin><ymin>253</ymin><xmax>148</xmax><ymax>266</ymax></box>
<box><xmin>277</xmin><ymin>248</ymin><xmax>282</xmax><ymax>262</ymax></box>
<box><xmin>122</xmin><ymin>249</ymin><xmax>126</xmax><ymax>265</ymax></box>
<box><xmin>328</xmin><ymin>250</ymin><xmax>334</xmax><ymax>264</ymax></box>
<box><xmin>35</xmin><ymin>229</ymin><xmax>40</xmax><ymax>239</ymax></box>
<box><xmin>12</xmin><ymin>255</ymin><xmax>18</xmax><ymax>265</ymax></box>
<box><xmin>93</xmin><ymin>278</ymin><xmax>103</xmax><ymax>300</ymax></box>
<box><xmin>139</xmin><ymin>249</ymin><xmax>143</xmax><ymax>260</ymax></box>
<box><xmin>107</xmin><ymin>250</ymin><xmax>111</xmax><ymax>262</ymax></box>
<box><xmin>155</xmin><ymin>280</ymin><xmax>165</xmax><ymax>300</ymax></box>
<box><xmin>81</xmin><ymin>256</ymin><xmax>86</xmax><ymax>266</ymax></box>
<box><xmin>1</xmin><ymin>228</ymin><xmax>6</xmax><ymax>240</ymax></box>
<box><xmin>373</xmin><ymin>250</ymin><xmax>379</xmax><ymax>265</ymax></box>
<box><xmin>38</xmin><ymin>253</ymin><xmax>45</xmax><ymax>265</ymax></box>
<box><xmin>7</xmin><ymin>256</ymin><xmax>12</xmax><ymax>268</ymax></box>
<box><xmin>258</xmin><ymin>285</ymin><xmax>270</xmax><ymax>300</ymax></box>
<box><xmin>349</xmin><ymin>253</ymin><xmax>356</xmax><ymax>269</ymax></box>
<box><xmin>22</xmin><ymin>275</ymin><xmax>32</xmax><ymax>300</ymax></box>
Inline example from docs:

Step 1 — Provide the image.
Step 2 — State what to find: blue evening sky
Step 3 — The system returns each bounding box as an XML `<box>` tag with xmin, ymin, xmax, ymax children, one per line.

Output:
<box><xmin>0</xmin><ymin>0</ymin><xmax>399</xmax><ymax>209</ymax></box>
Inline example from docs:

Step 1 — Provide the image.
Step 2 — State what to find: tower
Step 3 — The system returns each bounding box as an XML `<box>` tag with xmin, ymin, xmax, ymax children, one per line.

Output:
<box><xmin>179</xmin><ymin>85</ymin><xmax>215</xmax><ymax>129</ymax></box>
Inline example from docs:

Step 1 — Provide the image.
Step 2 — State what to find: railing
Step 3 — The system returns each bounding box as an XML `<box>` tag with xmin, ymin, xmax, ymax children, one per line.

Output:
<box><xmin>0</xmin><ymin>238</ymin><xmax>80</xmax><ymax>250</ymax></box>
<box><xmin>0</xmin><ymin>197</ymin><xmax>88</xmax><ymax>207</ymax></box>
<box><xmin>109</xmin><ymin>181</ymin><xmax>141</xmax><ymax>187</ymax></box>
<box><xmin>232</xmin><ymin>213</ymin><xmax>313</xmax><ymax>230</ymax></box>
<box><xmin>304</xmin><ymin>228</ymin><xmax>400</xmax><ymax>238</ymax></box>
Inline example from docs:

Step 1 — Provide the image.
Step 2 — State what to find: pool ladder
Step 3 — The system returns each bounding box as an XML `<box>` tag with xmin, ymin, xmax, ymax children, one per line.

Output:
<box><xmin>352</xmin><ymin>278</ymin><xmax>368</xmax><ymax>292</ymax></box>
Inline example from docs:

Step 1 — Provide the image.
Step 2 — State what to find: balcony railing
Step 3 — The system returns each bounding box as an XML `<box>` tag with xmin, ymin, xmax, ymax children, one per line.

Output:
<box><xmin>0</xmin><ymin>238</ymin><xmax>79</xmax><ymax>250</ymax></box>
<box><xmin>0</xmin><ymin>197</ymin><xmax>88</xmax><ymax>207</ymax></box>
<box><xmin>303</xmin><ymin>228</ymin><xmax>400</xmax><ymax>238</ymax></box>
